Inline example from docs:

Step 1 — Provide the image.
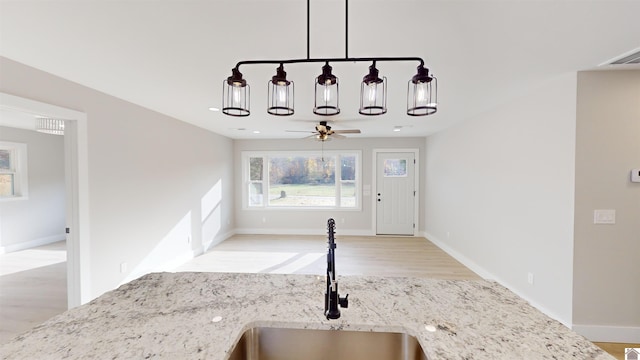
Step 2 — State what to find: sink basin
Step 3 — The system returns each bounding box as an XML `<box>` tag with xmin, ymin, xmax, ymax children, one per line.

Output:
<box><xmin>228</xmin><ymin>327</ymin><xmax>428</xmax><ymax>360</ymax></box>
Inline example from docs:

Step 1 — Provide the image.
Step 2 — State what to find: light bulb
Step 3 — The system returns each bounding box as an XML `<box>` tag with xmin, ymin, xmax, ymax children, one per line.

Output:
<box><xmin>232</xmin><ymin>86</ymin><xmax>242</xmax><ymax>106</ymax></box>
<box><xmin>323</xmin><ymin>85</ymin><xmax>331</xmax><ymax>102</ymax></box>
<box><xmin>276</xmin><ymin>85</ymin><xmax>287</xmax><ymax>103</ymax></box>
<box><xmin>416</xmin><ymin>83</ymin><xmax>427</xmax><ymax>103</ymax></box>
<box><xmin>367</xmin><ymin>83</ymin><xmax>377</xmax><ymax>102</ymax></box>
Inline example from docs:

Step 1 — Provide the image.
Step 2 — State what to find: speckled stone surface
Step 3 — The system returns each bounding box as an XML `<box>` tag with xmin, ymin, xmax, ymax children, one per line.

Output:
<box><xmin>1</xmin><ymin>272</ymin><xmax>612</xmax><ymax>359</ymax></box>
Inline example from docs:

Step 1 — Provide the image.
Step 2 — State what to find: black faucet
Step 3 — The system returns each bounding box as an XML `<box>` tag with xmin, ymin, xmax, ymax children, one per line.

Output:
<box><xmin>325</xmin><ymin>218</ymin><xmax>348</xmax><ymax>319</ymax></box>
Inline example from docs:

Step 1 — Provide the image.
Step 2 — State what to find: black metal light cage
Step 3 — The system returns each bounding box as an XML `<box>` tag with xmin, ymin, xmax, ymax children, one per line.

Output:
<box><xmin>222</xmin><ymin>68</ymin><xmax>250</xmax><ymax>117</ymax></box>
<box><xmin>407</xmin><ymin>65</ymin><xmax>438</xmax><ymax>116</ymax></box>
<box><xmin>221</xmin><ymin>0</ymin><xmax>438</xmax><ymax>117</ymax></box>
<box><xmin>359</xmin><ymin>61</ymin><xmax>387</xmax><ymax>116</ymax></box>
<box><xmin>314</xmin><ymin>62</ymin><xmax>339</xmax><ymax>116</ymax></box>
<box><xmin>267</xmin><ymin>64</ymin><xmax>294</xmax><ymax>116</ymax></box>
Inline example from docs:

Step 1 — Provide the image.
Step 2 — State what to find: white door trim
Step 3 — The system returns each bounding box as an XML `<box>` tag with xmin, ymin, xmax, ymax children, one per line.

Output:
<box><xmin>372</xmin><ymin>148</ymin><xmax>419</xmax><ymax>236</ymax></box>
<box><xmin>0</xmin><ymin>92</ymin><xmax>91</xmax><ymax>308</ymax></box>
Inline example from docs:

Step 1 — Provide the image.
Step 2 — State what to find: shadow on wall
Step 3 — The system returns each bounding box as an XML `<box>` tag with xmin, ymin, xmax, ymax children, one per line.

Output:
<box><xmin>120</xmin><ymin>179</ymin><xmax>224</xmax><ymax>285</ymax></box>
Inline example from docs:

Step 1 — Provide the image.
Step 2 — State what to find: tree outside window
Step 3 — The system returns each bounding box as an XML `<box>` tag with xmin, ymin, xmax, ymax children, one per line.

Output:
<box><xmin>245</xmin><ymin>151</ymin><xmax>360</xmax><ymax>209</ymax></box>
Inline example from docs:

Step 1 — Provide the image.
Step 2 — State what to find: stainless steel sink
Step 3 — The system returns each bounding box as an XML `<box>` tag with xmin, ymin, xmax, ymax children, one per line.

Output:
<box><xmin>228</xmin><ymin>327</ymin><xmax>428</xmax><ymax>360</ymax></box>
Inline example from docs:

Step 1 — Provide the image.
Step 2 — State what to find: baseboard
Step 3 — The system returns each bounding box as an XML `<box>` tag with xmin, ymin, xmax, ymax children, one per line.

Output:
<box><xmin>160</xmin><ymin>250</ymin><xmax>200</xmax><ymax>272</ymax></box>
<box><xmin>203</xmin><ymin>229</ymin><xmax>236</xmax><ymax>253</ymax></box>
<box><xmin>572</xmin><ymin>324</ymin><xmax>640</xmax><ymax>343</ymax></box>
<box><xmin>119</xmin><ymin>249</ymin><xmax>200</xmax><ymax>286</ymax></box>
<box><xmin>423</xmin><ymin>231</ymin><xmax>572</xmax><ymax>328</ymax></box>
<box><xmin>115</xmin><ymin>229</ymin><xmax>236</xmax><ymax>286</ymax></box>
<box><xmin>150</xmin><ymin>230</ymin><xmax>238</xmax><ymax>275</ymax></box>
<box><xmin>234</xmin><ymin>228</ymin><xmax>375</xmax><ymax>236</ymax></box>
<box><xmin>422</xmin><ymin>231</ymin><xmax>494</xmax><ymax>279</ymax></box>
<box><xmin>0</xmin><ymin>234</ymin><xmax>66</xmax><ymax>254</ymax></box>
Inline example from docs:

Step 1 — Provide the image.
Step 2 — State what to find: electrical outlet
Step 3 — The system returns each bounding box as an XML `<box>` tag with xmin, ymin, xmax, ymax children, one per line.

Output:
<box><xmin>262</xmin><ymin>217</ymin><xmax>266</xmax><ymax>223</ymax></box>
<box><xmin>593</xmin><ymin>209</ymin><xmax>615</xmax><ymax>224</ymax></box>
<box><xmin>187</xmin><ymin>235</ymin><xmax>191</xmax><ymax>244</ymax></box>
<box><xmin>120</xmin><ymin>262</ymin><xmax>127</xmax><ymax>274</ymax></box>
<box><xmin>527</xmin><ymin>272</ymin><xmax>534</xmax><ymax>285</ymax></box>
<box><xmin>446</xmin><ymin>232</ymin><xmax>450</xmax><ymax>238</ymax></box>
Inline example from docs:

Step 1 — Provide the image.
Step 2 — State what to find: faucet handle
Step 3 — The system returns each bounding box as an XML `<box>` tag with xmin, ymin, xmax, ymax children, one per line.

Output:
<box><xmin>339</xmin><ymin>294</ymin><xmax>349</xmax><ymax>308</ymax></box>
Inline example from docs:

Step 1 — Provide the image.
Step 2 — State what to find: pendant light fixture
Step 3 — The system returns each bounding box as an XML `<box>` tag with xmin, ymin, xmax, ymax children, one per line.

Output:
<box><xmin>359</xmin><ymin>61</ymin><xmax>387</xmax><ymax>115</ymax></box>
<box><xmin>222</xmin><ymin>68</ymin><xmax>250</xmax><ymax>117</ymax></box>
<box><xmin>313</xmin><ymin>62</ymin><xmax>340</xmax><ymax>116</ymax></box>
<box><xmin>267</xmin><ymin>64</ymin><xmax>294</xmax><ymax>116</ymax></box>
<box><xmin>221</xmin><ymin>0</ymin><xmax>438</xmax><ymax>117</ymax></box>
<box><xmin>407</xmin><ymin>64</ymin><xmax>437</xmax><ymax>116</ymax></box>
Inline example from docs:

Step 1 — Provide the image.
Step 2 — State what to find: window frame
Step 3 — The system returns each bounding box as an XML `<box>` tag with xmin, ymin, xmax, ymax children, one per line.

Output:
<box><xmin>0</xmin><ymin>141</ymin><xmax>29</xmax><ymax>201</ymax></box>
<box><xmin>242</xmin><ymin>150</ymin><xmax>362</xmax><ymax>210</ymax></box>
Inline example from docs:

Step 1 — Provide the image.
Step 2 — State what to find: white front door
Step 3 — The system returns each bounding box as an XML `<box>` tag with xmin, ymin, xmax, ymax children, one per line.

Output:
<box><xmin>376</xmin><ymin>152</ymin><xmax>415</xmax><ymax>235</ymax></box>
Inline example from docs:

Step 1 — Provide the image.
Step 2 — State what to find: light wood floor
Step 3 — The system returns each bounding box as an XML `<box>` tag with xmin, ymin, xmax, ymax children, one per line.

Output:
<box><xmin>594</xmin><ymin>342</ymin><xmax>640</xmax><ymax>360</ymax></box>
<box><xmin>0</xmin><ymin>241</ymin><xmax>67</xmax><ymax>344</ymax></box>
<box><xmin>1</xmin><ymin>235</ymin><xmax>636</xmax><ymax>358</ymax></box>
<box><xmin>174</xmin><ymin>234</ymin><xmax>480</xmax><ymax>279</ymax></box>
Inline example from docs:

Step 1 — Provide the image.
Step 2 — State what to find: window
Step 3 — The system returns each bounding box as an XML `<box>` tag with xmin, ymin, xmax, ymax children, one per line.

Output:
<box><xmin>244</xmin><ymin>151</ymin><xmax>360</xmax><ymax>209</ymax></box>
<box><xmin>0</xmin><ymin>142</ymin><xmax>28</xmax><ymax>200</ymax></box>
<box><xmin>248</xmin><ymin>156</ymin><xmax>264</xmax><ymax>206</ymax></box>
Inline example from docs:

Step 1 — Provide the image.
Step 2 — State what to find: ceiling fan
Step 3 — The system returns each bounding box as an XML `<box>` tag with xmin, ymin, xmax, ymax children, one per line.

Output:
<box><xmin>286</xmin><ymin>121</ymin><xmax>361</xmax><ymax>142</ymax></box>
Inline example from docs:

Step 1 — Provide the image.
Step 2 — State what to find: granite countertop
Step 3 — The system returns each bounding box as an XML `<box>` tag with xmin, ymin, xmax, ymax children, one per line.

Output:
<box><xmin>1</xmin><ymin>272</ymin><xmax>612</xmax><ymax>359</ymax></box>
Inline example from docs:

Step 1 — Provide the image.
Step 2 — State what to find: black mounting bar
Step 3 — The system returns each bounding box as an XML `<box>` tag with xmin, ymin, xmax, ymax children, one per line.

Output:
<box><xmin>231</xmin><ymin>0</ymin><xmax>426</xmax><ymax>71</ymax></box>
<box><xmin>234</xmin><ymin>57</ymin><xmax>425</xmax><ymax>71</ymax></box>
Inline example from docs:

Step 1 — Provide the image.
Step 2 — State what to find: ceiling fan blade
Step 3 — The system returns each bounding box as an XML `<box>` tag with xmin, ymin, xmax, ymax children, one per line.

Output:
<box><xmin>286</xmin><ymin>130</ymin><xmax>317</xmax><ymax>133</ymax></box>
<box><xmin>333</xmin><ymin>129</ymin><xmax>361</xmax><ymax>134</ymax></box>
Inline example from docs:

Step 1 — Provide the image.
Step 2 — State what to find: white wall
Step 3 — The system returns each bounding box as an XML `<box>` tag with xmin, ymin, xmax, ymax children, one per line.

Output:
<box><xmin>234</xmin><ymin>137</ymin><xmax>425</xmax><ymax>235</ymax></box>
<box><xmin>424</xmin><ymin>73</ymin><xmax>578</xmax><ymax>327</ymax></box>
<box><xmin>0</xmin><ymin>126</ymin><xmax>65</xmax><ymax>253</ymax></box>
<box><xmin>0</xmin><ymin>57</ymin><xmax>235</xmax><ymax>300</ymax></box>
<box><xmin>572</xmin><ymin>70</ymin><xmax>640</xmax><ymax>342</ymax></box>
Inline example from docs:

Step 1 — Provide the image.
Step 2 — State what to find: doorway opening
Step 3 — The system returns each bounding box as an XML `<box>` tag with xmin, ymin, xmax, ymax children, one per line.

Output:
<box><xmin>0</xmin><ymin>92</ymin><xmax>90</xmax><ymax>308</ymax></box>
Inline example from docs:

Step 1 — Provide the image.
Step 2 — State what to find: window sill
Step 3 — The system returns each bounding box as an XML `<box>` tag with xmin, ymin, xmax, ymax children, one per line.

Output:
<box><xmin>0</xmin><ymin>195</ymin><xmax>29</xmax><ymax>202</ymax></box>
<box><xmin>244</xmin><ymin>206</ymin><xmax>362</xmax><ymax>211</ymax></box>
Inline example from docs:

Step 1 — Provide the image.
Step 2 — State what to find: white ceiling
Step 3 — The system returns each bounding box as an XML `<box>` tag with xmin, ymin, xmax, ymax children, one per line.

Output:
<box><xmin>1</xmin><ymin>0</ymin><xmax>639</xmax><ymax>139</ymax></box>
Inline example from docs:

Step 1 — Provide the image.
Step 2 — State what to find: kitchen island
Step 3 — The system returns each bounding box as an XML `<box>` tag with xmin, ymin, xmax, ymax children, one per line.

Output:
<box><xmin>0</xmin><ymin>272</ymin><xmax>612</xmax><ymax>359</ymax></box>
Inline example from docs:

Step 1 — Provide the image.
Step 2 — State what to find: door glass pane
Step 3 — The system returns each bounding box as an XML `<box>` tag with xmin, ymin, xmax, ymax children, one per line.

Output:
<box><xmin>0</xmin><ymin>174</ymin><xmax>14</xmax><ymax>197</ymax></box>
<box><xmin>384</xmin><ymin>159</ymin><xmax>407</xmax><ymax>177</ymax></box>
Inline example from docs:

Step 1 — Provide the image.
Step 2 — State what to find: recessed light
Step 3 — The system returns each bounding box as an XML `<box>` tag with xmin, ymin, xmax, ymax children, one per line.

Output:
<box><xmin>393</xmin><ymin>126</ymin><xmax>402</xmax><ymax>132</ymax></box>
<box><xmin>253</xmin><ymin>130</ymin><xmax>260</xmax><ymax>134</ymax></box>
<box><xmin>208</xmin><ymin>107</ymin><xmax>220</xmax><ymax>112</ymax></box>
